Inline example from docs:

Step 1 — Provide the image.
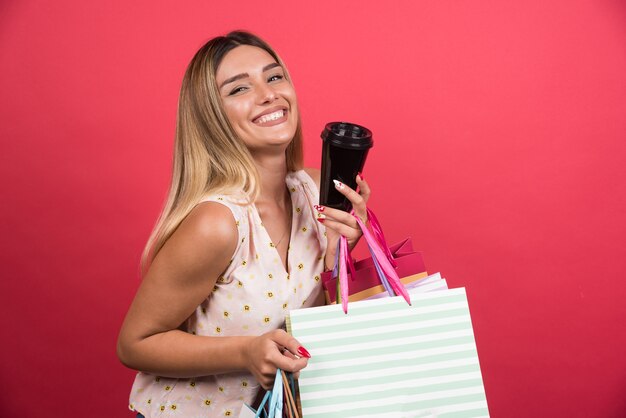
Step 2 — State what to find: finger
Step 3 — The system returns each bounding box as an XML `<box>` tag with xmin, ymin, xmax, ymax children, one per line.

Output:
<box><xmin>352</xmin><ymin>174</ymin><xmax>370</xmax><ymax>222</ymax></box>
<box><xmin>269</xmin><ymin>329</ymin><xmax>312</xmax><ymax>360</ymax></box>
<box><xmin>355</xmin><ymin>174</ymin><xmax>371</xmax><ymax>203</ymax></box>
<box><xmin>316</xmin><ymin>206</ymin><xmax>359</xmax><ymax>229</ymax></box>
<box><xmin>257</xmin><ymin>364</ymin><xmax>278</xmax><ymax>390</ymax></box>
<box><xmin>274</xmin><ymin>353</ymin><xmax>309</xmax><ymax>373</ymax></box>
<box><xmin>332</xmin><ymin>180</ymin><xmax>364</xmax><ymax>206</ymax></box>
<box><xmin>318</xmin><ymin>218</ymin><xmax>362</xmax><ymax>240</ymax></box>
<box><xmin>271</xmin><ymin>344</ymin><xmax>309</xmax><ymax>373</ymax></box>
<box><xmin>282</xmin><ymin>348</ymin><xmax>298</xmax><ymax>360</ymax></box>
<box><xmin>333</xmin><ymin>179</ymin><xmax>367</xmax><ymax>221</ymax></box>
<box><xmin>260</xmin><ymin>375</ymin><xmax>275</xmax><ymax>390</ymax></box>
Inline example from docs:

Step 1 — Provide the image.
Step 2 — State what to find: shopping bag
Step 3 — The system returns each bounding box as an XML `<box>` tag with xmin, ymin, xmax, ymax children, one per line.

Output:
<box><xmin>367</xmin><ymin>271</ymin><xmax>449</xmax><ymax>300</ymax></box>
<box><xmin>238</xmin><ymin>369</ymin><xmax>299</xmax><ymax>418</ymax></box>
<box><xmin>322</xmin><ymin>238</ymin><xmax>428</xmax><ymax>304</ymax></box>
<box><xmin>287</xmin><ymin>288</ymin><xmax>490</xmax><ymax>417</ymax></box>
<box><xmin>330</xmin><ymin>208</ymin><xmax>413</xmax><ymax>313</ymax></box>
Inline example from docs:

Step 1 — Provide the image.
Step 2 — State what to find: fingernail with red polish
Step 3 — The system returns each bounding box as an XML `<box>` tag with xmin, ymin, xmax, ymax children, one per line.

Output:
<box><xmin>317</xmin><ymin>218</ymin><xmax>325</xmax><ymax>223</ymax></box>
<box><xmin>297</xmin><ymin>346</ymin><xmax>311</xmax><ymax>358</ymax></box>
<box><xmin>314</xmin><ymin>205</ymin><xmax>325</xmax><ymax>212</ymax></box>
<box><xmin>333</xmin><ymin>179</ymin><xmax>345</xmax><ymax>190</ymax></box>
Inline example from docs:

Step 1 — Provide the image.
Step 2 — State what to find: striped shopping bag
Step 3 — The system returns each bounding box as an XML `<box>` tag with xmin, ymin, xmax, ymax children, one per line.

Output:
<box><xmin>287</xmin><ymin>287</ymin><xmax>489</xmax><ymax>417</ymax></box>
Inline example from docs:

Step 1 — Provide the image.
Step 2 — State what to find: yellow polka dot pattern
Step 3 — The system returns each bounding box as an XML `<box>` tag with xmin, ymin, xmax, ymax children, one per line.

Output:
<box><xmin>128</xmin><ymin>171</ymin><xmax>327</xmax><ymax>418</ymax></box>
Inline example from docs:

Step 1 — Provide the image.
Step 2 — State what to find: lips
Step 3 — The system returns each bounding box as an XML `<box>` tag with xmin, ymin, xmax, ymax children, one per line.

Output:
<box><xmin>252</xmin><ymin>107</ymin><xmax>288</xmax><ymax>126</ymax></box>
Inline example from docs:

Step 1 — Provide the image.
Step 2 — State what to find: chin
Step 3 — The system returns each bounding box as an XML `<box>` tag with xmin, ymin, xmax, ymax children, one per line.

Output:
<box><xmin>239</xmin><ymin>124</ymin><xmax>298</xmax><ymax>149</ymax></box>
<box><xmin>262</xmin><ymin>126</ymin><xmax>297</xmax><ymax>144</ymax></box>
<box><xmin>275</xmin><ymin>130</ymin><xmax>297</xmax><ymax>143</ymax></box>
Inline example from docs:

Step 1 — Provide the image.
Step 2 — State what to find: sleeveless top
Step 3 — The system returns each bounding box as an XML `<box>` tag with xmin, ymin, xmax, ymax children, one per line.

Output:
<box><xmin>128</xmin><ymin>170</ymin><xmax>327</xmax><ymax>417</ymax></box>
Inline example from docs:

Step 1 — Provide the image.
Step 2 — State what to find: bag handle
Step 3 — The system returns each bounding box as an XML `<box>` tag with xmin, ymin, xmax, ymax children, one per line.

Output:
<box><xmin>281</xmin><ymin>370</ymin><xmax>300</xmax><ymax>418</ymax></box>
<box><xmin>254</xmin><ymin>391</ymin><xmax>271</xmax><ymax>418</ymax></box>
<box><xmin>336</xmin><ymin>207</ymin><xmax>411</xmax><ymax>313</ymax></box>
<box><xmin>254</xmin><ymin>369</ymin><xmax>298</xmax><ymax>418</ymax></box>
<box><xmin>359</xmin><ymin>208</ymin><xmax>397</xmax><ymax>268</ymax></box>
<box><xmin>354</xmin><ymin>214</ymin><xmax>411</xmax><ymax>303</ymax></box>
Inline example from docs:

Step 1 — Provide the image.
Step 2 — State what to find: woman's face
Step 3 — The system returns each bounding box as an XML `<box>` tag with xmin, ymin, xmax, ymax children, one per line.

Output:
<box><xmin>216</xmin><ymin>45</ymin><xmax>298</xmax><ymax>153</ymax></box>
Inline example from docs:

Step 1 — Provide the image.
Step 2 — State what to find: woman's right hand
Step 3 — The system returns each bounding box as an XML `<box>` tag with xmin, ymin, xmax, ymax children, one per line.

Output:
<box><xmin>243</xmin><ymin>329</ymin><xmax>310</xmax><ymax>390</ymax></box>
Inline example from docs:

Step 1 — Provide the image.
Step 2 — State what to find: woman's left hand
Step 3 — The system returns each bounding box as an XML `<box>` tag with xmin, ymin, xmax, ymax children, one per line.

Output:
<box><xmin>315</xmin><ymin>174</ymin><xmax>370</xmax><ymax>271</ymax></box>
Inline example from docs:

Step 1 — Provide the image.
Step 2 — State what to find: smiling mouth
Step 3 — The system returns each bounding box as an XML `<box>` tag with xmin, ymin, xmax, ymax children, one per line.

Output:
<box><xmin>253</xmin><ymin>109</ymin><xmax>287</xmax><ymax>126</ymax></box>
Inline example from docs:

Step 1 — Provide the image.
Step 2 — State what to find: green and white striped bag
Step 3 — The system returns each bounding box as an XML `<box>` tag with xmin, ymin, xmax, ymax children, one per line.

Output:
<box><xmin>287</xmin><ymin>287</ymin><xmax>489</xmax><ymax>417</ymax></box>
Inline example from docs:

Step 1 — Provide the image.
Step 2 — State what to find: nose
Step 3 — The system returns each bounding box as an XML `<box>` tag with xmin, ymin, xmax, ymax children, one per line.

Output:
<box><xmin>256</xmin><ymin>83</ymin><xmax>277</xmax><ymax>104</ymax></box>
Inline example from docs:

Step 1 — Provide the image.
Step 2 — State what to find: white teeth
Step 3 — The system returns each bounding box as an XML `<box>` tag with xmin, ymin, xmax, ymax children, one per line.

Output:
<box><xmin>256</xmin><ymin>110</ymin><xmax>284</xmax><ymax>124</ymax></box>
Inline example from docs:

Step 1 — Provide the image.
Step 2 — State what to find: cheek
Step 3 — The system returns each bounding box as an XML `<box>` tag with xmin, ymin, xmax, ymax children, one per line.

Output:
<box><xmin>223</xmin><ymin>100</ymin><xmax>252</xmax><ymax>126</ymax></box>
<box><xmin>290</xmin><ymin>101</ymin><xmax>299</xmax><ymax>120</ymax></box>
<box><xmin>282</xmin><ymin>89</ymin><xmax>298</xmax><ymax>118</ymax></box>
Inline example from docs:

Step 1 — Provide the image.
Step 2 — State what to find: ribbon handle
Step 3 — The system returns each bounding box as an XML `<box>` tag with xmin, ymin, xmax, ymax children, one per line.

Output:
<box><xmin>363</xmin><ymin>208</ymin><xmax>397</xmax><ymax>268</ymax></box>
<box><xmin>334</xmin><ymin>207</ymin><xmax>410</xmax><ymax>313</ymax></box>
<box><xmin>255</xmin><ymin>369</ymin><xmax>286</xmax><ymax>418</ymax></box>
<box><xmin>354</xmin><ymin>215</ymin><xmax>411</xmax><ymax>305</ymax></box>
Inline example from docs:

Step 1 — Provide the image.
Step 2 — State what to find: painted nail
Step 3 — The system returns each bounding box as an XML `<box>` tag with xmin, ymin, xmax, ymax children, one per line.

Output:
<box><xmin>333</xmin><ymin>179</ymin><xmax>345</xmax><ymax>190</ymax></box>
<box><xmin>297</xmin><ymin>346</ymin><xmax>312</xmax><ymax>358</ymax></box>
<box><xmin>317</xmin><ymin>218</ymin><xmax>325</xmax><ymax>223</ymax></box>
<box><xmin>314</xmin><ymin>205</ymin><xmax>325</xmax><ymax>212</ymax></box>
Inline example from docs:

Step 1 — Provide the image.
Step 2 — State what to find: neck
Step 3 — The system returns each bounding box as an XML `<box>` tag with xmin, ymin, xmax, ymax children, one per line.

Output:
<box><xmin>253</xmin><ymin>153</ymin><xmax>289</xmax><ymax>206</ymax></box>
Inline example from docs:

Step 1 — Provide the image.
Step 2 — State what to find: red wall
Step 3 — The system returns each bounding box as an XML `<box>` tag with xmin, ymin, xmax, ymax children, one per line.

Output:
<box><xmin>2</xmin><ymin>1</ymin><xmax>625</xmax><ymax>417</ymax></box>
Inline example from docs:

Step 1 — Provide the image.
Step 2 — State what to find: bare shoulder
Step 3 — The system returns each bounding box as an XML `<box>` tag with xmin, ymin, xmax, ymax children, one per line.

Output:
<box><xmin>180</xmin><ymin>201</ymin><xmax>238</xmax><ymax>245</ymax></box>
<box><xmin>303</xmin><ymin>167</ymin><xmax>321</xmax><ymax>191</ymax></box>
<box><xmin>119</xmin><ymin>202</ymin><xmax>239</xmax><ymax>345</ymax></box>
<box><xmin>150</xmin><ymin>201</ymin><xmax>238</xmax><ymax>282</ymax></box>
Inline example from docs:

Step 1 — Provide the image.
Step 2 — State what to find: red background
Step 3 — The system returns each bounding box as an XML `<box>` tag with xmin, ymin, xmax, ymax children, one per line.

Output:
<box><xmin>2</xmin><ymin>1</ymin><xmax>625</xmax><ymax>417</ymax></box>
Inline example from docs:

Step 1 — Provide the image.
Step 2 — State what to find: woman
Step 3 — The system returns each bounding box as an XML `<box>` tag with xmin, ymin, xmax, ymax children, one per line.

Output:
<box><xmin>117</xmin><ymin>31</ymin><xmax>370</xmax><ymax>417</ymax></box>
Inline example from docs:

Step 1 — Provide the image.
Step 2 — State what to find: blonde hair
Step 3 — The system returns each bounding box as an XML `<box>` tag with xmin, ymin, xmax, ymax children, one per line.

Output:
<box><xmin>141</xmin><ymin>31</ymin><xmax>304</xmax><ymax>270</ymax></box>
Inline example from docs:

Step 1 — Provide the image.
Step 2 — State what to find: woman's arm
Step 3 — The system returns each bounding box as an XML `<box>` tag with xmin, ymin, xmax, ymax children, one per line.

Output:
<box><xmin>116</xmin><ymin>202</ymin><xmax>308</xmax><ymax>388</ymax></box>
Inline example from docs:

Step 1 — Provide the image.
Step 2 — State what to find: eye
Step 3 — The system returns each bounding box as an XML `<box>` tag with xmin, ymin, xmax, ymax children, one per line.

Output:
<box><xmin>228</xmin><ymin>86</ymin><xmax>248</xmax><ymax>96</ymax></box>
<box><xmin>268</xmin><ymin>74</ymin><xmax>284</xmax><ymax>83</ymax></box>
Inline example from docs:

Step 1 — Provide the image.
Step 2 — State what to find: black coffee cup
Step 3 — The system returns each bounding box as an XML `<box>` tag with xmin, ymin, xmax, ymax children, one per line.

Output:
<box><xmin>319</xmin><ymin>122</ymin><xmax>373</xmax><ymax>211</ymax></box>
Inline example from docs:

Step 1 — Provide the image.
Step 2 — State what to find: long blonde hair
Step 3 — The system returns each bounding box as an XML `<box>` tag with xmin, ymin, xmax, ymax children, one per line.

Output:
<box><xmin>142</xmin><ymin>31</ymin><xmax>304</xmax><ymax>271</ymax></box>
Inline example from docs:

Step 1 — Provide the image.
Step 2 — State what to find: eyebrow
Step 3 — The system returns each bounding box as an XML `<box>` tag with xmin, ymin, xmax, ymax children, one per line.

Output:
<box><xmin>219</xmin><ymin>62</ymin><xmax>282</xmax><ymax>89</ymax></box>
